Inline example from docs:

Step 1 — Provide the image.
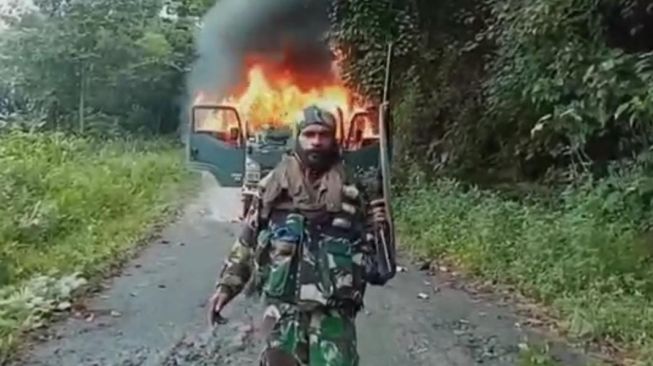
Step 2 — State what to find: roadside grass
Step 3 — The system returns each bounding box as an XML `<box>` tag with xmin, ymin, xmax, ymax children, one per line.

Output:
<box><xmin>396</xmin><ymin>175</ymin><xmax>653</xmax><ymax>365</ymax></box>
<box><xmin>0</xmin><ymin>131</ymin><xmax>197</xmax><ymax>361</ymax></box>
<box><xmin>518</xmin><ymin>342</ymin><xmax>611</xmax><ymax>366</ymax></box>
<box><xmin>518</xmin><ymin>343</ymin><xmax>565</xmax><ymax>366</ymax></box>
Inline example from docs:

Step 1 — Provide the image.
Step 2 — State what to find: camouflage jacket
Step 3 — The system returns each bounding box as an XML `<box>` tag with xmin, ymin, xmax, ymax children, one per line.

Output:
<box><xmin>215</xmin><ymin>154</ymin><xmax>378</xmax><ymax>312</ymax></box>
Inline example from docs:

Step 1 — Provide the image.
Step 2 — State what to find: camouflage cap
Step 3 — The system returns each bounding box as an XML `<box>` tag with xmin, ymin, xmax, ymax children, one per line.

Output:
<box><xmin>293</xmin><ymin>105</ymin><xmax>337</xmax><ymax>135</ymax></box>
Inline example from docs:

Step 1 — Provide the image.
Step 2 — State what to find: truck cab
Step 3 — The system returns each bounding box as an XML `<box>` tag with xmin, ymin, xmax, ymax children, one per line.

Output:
<box><xmin>187</xmin><ymin>104</ymin><xmax>390</xmax><ymax>217</ymax></box>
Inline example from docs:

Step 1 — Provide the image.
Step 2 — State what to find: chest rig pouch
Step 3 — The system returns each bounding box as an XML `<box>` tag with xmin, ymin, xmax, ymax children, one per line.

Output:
<box><xmin>260</xmin><ymin>213</ymin><xmax>303</xmax><ymax>301</ymax></box>
<box><xmin>259</xmin><ymin>210</ymin><xmax>365</xmax><ymax>311</ymax></box>
<box><xmin>256</xmin><ymin>156</ymin><xmax>367</xmax><ymax>310</ymax></box>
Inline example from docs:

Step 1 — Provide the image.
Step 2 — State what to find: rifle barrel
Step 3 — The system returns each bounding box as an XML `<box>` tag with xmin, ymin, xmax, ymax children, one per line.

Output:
<box><xmin>382</xmin><ymin>43</ymin><xmax>393</xmax><ymax>102</ymax></box>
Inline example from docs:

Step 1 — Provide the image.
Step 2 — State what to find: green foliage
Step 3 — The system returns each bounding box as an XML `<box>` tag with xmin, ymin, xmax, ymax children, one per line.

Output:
<box><xmin>0</xmin><ymin>0</ymin><xmax>214</xmax><ymax>136</ymax></box>
<box><xmin>327</xmin><ymin>0</ymin><xmax>421</xmax><ymax>101</ymax></box>
<box><xmin>0</xmin><ymin>131</ymin><xmax>191</xmax><ymax>285</ymax></box>
<box><xmin>0</xmin><ymin>1</ymin><xmax>208</xmax><ymax>356</ymax></box>
<box><xmin>0</xmin><ymin>273</ymin><xmax>87</xmax><ymax>362</ymax></box>
<box><xmin>333</xmin><ymin>1</ymin><xmax>653</xmax><ymax>359</ymax></box>
<box><xmin>331</xmin><ymin>0</ymin><xmax>653</xmax><ymax>182</ymax></box>
<box><xmin>0</xmin><ymin>130</ymin><xmax>194</xmax><ymax>358</ymax></box>
<box><xmin>396</xmin><ymin>173</ymin><xmax>653</xmax><ymax>360</ymax></box>
<box><xmin>483</xmin><ymin>0</ymin><xmax>653</xmax><ymax>175</ymax></box>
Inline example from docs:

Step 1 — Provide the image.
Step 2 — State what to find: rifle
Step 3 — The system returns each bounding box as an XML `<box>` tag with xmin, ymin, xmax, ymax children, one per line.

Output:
<box><xmin>368</xmin><ymin>43</ymin><xmax>397</xmax><ymax>285</ymax></box>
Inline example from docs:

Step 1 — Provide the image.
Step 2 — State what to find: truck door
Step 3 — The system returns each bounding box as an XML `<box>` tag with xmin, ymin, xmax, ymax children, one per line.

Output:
<box><xmin>342</xmin><ymin>109</ymin><xmax>381</xmax><ymax>173</ymax></box>
<box><xmin>187</xmin><ymin>104</ymin><xmax>246</xmax><ymax>187</ymax></box>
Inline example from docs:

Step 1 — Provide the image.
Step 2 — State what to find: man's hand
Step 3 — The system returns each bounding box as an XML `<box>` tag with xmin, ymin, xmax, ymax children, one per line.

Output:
<box><xmin>207</xmin><ymin>289</ymin><xmax>229</xmax><ymax>326</ymax></box>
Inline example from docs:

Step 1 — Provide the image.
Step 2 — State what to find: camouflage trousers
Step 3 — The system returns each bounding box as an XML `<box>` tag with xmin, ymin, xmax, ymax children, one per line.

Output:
<box><xmin>258</xmin><ymin>304</ymin><xmax>359</xmax><ymax>366</ymax></box>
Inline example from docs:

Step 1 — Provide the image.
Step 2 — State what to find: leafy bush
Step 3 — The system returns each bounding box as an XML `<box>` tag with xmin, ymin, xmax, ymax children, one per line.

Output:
<box><xmin>0</xmin><ymin>273</ymin><xmax>87</xmax><ymax>358</ymax></box>
<box><xmin>396</xmin><ymin>173</ymin><xmax>653</xmax><ymax>359</ymax></box>
<box><xmin>330</xmin><ymin>0</ymin><xmax>653</xmax><ymax>182</ymax></box>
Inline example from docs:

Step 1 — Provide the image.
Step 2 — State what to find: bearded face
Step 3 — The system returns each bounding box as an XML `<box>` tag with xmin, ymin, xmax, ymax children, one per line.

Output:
<box><xmin>295</xmin><ymin>124</ymin><xmax>338</xmax><ymax>171</ymax></box>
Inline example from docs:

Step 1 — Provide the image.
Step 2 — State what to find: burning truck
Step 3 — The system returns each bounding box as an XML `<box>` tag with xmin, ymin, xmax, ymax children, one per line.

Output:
<box><xmin>187</xmin><ymin>55</ymin><xmax>385</xmax><ymax>217</ymax></box>
<box><xmin>184</xmin><ymin>0</ymin><xmax>396</xmax><ymax>282</ymax></box>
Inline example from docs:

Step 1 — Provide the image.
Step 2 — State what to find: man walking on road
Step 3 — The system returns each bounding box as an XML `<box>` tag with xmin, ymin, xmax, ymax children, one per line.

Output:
<box><xmin>207</xmin><ymin>105</ymin><xmax>391</xmax><ymax>366</ymax></box>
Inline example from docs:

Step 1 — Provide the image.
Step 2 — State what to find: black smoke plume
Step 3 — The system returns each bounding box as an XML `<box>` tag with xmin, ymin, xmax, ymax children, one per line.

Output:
<box><xmin>181</xmin><ymin>0</ymin><xmax>334</xmax><ymax>136</ymax></box>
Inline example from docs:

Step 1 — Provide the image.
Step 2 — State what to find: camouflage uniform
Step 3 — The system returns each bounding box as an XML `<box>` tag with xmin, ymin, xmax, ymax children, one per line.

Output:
<box><xmin>215</xmin><ymin>150</ymin><xmax>378</xmax><ymax>366</ymax></box>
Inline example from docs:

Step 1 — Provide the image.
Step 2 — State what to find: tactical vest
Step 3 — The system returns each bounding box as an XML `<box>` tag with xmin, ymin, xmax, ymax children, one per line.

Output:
<box><xmin>253</xmin><ymin>155</ymin><xmax>367</xmax><ymax>311</ymax></box>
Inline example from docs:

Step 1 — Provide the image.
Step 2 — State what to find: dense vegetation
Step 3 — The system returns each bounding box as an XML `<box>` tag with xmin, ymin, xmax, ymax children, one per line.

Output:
<box><xmin>0</xmin><ymin>132</ymin><xmax>188</xmax><ymax>286</ymax></box>
<box><xmin>328</xmin><ymin>0</ymin><xmax>653</xmax><ymax>362</ymax></box>
<box><xmin>0</xmin><ymin>132</ymin><xmax>190</xmax><ymax>359</ymax></box>
<box><xmin>0</xmin><ymin>0</ymin><xmax>211</xmax><ymax>358</ymax></box>
<box><xmin>330</xmin><ymin>0</ymin><xmax>653</xmax><ymax>183</ymax></box>
<box><xmin>0</xmin><ymin>0</ymin><xmax>219</xmax><ymax>136</ymax></box>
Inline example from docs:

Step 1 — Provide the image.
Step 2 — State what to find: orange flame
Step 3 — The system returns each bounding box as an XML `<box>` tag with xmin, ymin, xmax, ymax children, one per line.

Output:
<box><xmin>192</xmin><ymin>56</ymin><xmax>372</xmax><ymax>139</ymax></box>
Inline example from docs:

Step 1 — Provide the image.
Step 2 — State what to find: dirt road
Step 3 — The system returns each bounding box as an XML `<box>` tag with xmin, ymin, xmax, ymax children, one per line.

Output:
<box><xmin>12</xmin><ymin>173</ymin><xmax>592</xmax><ymax>366</ymax></box>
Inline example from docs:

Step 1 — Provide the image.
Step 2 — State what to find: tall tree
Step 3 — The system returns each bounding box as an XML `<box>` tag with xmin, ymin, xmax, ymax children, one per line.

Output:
<box><xmin>0</xmin><ymin>0</ymin><xmax>215</xmax><ymax>136</ymax></box>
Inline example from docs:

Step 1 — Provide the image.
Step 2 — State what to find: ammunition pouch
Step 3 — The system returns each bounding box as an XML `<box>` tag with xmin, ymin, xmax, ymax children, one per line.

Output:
<box><xmin>256</xmin><ymin>211</ymin><xmax>366</xmax><ymax>311</ymax></box>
